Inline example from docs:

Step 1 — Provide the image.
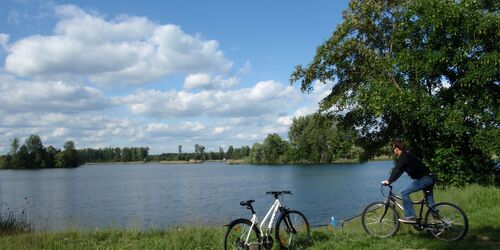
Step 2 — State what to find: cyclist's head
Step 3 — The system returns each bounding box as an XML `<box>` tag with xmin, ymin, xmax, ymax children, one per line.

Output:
<box><xmin>392</xmin><ymin>141</ymin><xmax>404</xmax><ymax>156</ymax></box>
<box><xmin>392</xmin><ymin>141</ymin><xmax>404</xmax><ymax>151</ymax></box>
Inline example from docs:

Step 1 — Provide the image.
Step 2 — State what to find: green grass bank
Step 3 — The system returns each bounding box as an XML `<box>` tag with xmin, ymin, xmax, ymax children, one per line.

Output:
<box><xmin>1</xmin><ymin>184</ymin><xmax>499</xmax><ymax>249</ymax></box>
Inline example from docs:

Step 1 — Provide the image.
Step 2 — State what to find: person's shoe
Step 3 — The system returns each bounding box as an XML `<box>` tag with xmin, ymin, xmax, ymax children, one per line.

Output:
<box><xmin>398</xmin><ymin>216</ymin><xmax>417</xmax><ymax>224</ymax></box>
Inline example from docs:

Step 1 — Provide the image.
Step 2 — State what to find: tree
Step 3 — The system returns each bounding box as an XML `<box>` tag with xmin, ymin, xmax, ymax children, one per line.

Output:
<box><xmin>194</xmin><ymin>144</ymin><xmax>205</xmax><ymax>160</ymax></box>
<box><xmin>45</xmin><ymin>145</ymin><xmax>58</xmax><ymax>168</ymax></box>
<box><xmin>262</xmin><ymin>133</ymin><xmax>289</xmax><ymax>164</ymax></box>
<box><xmin>121</xmin><ymin>147</ymin><xmax>132</xmax><ymax>162</ymax></box>
<box><xmin>288</xmin><ymin>113</ymin><xmax>356</xmax><ymax>163</ymax></box>
<box><xmin>291</xmin><ymin>0</ymin><xmax>499</xmax><ymax>185</ymax></box>
<box><xmin>226</xmin><ymin>145</ymin><xmax>234</xmax><ymax>160</ymax></box>
<box><xmin>249</xmin><ymin>143</ymin><xmax>265</xmax><ymax>164</ymax></box>
<box><xmin>15</xmin><ymin>145</ymin><xmax>30</xmax><ymax>169</ymax></box>
<box><xmin>219</xmin><ymin>146</ymin><xmax>225</xmax><ymax>160</ymax></box>
<box><xmin>56</xmin><ymin>141</ymin><xmax>80</xmax><ymax>168</ymax></box>
<box><xmin>9</xmin><ymin>137</ymin><xmax>19</xmax><ymax>156</ymax></box>
<box><xmin>25</xmin><ymin>134</ymin><xmax>46</xmax><ymax>168</ymax></box>
<box><xmin>114</xmin><ymin>147</ymin><xmax>121</xmax><ymax>162</ymax></box>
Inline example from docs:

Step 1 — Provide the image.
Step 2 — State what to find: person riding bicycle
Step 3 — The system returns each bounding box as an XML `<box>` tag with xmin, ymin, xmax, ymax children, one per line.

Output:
<box><xmin>381</xmin><ymin>141</ymin><xmax>435</xmax><ymax>223</ymax></box>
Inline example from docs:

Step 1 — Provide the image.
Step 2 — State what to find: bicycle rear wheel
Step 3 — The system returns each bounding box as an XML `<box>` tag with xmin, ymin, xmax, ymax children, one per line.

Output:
<box><xmin>361</xmin><ymin>201</ymin><xmax>400</xmax><ymax>238</ymax></box>
<box><xmin>224</xmin><ymin>218</ymin><xmax>261</xmax><ymax>250</ymax></box>
<box><xmin>275</xmin><ymin>210</ymin><xmax>310</xmax><ymax>249</ymax></box>
<box><xmin>425</xmin><ymin>202</ymin><xmax>468</xmax><ymax>241</ymax></box>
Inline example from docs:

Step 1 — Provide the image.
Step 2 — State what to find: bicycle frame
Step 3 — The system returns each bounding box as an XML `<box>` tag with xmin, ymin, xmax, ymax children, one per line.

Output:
<box><xmin>245</xmin><ymin>198</ymin><xmax>282</xmax><ymax>244</ymax></box>
<box><xmin>384</xmin><ymin>185</ymin><xmax>435</xmax><ymax>227</ymax></box>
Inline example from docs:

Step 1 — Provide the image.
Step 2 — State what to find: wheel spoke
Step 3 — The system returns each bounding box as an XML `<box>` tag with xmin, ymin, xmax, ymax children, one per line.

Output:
<box><xmin>362</xmin><ymin>202</ymin><xmax>399</xmax><ymax>238</ymax></box>
<box><xmin>425</xmin><ymin>203</ymin><xmax>468</xmax><ymax>241</ymax></box>
<box><xmin>276</xmin><ymin>211</ymin><xmax>310</xmax><ymax>249</ymax></box>
<box><xmin>224</xmin><ymin>220</ymin><xmax>260</xmax><ymax>250</ymax></box>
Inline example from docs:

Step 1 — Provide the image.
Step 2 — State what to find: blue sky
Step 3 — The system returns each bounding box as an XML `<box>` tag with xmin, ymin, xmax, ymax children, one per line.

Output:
<box><xmin>0</xmin><ymin>0</ymin><xmax>349</xmax><ymax>154</ymax></box>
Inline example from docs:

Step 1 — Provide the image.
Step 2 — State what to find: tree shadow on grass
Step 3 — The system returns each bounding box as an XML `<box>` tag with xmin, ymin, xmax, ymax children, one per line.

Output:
<box><xmin>411</xmin><ymin>225</ymin><xmax>500</xmax><ymax>250</ymax></box>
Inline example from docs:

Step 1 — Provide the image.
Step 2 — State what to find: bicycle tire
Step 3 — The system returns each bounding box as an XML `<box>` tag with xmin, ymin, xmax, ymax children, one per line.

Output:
<box><xmin>275</xmin><ymin>210</ymin><xmax>310</xmax><ymax>249</ymax></box>
<box><xmin>224</xmin><ymin>218</ymin><xmax>262</xmax><ymax>250</ymax></box>
<box><xmin>361</xmin><ymin>201</ymin><xmax>401</xmax><ymax>238</ymax></box>
<box><xmin>425</xmin><ymin>202</ymin><xmax>468</xmax><ymax>241</ymax></box>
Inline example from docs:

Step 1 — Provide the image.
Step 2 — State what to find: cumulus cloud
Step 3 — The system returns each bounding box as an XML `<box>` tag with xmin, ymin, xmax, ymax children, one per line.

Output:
<box><xmin>119</xmin><ymin>80</ymin><xmax>299</xmax><ymax>117</ymax></box>
<box><xmin>0</xmin><ymin>112</ymin><xmax>146</xmax><ymax>144</ymax></box>
<box><xmin>3</xmin><ymin>4</ymin><xmax>233</xmax><ymax>85</ymax></box>
<box><xmin>0</xmin><ymin>33</ymin><xmax>9</xmax><ymax>51</ymax></box>
<box><xmin>0</xmin><ymin>75</ymin><xmax>111</xmax><ymax>114</ymax></box>
<box><xmin>183</xmin><ymin>73</ymin><xmax>239</xmax><ymax>90</ymax></box>
<box><xmin>145</xmin><ymin>122</ymin><xmax>206</xmax><ymax>138</ymax></box>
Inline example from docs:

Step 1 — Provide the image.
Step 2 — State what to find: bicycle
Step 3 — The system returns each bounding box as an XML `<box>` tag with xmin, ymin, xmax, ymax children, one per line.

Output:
<box><xmin>224</xmin><ymin>190</ymin><xmax>311</xmax><ymax>250</ymax></box>
<box><xmin>361</xmin><ymin>184</ymin><xmax>468</xmax><ymax>241</ymax></box>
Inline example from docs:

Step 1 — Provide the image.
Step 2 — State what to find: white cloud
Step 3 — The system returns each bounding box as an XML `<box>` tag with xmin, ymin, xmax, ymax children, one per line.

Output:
<box><xmin>120</xmin><ymin>80</ymin><xmax>299</xmax><ymax>118</ymax></box>
<box><xmin>0</xmin><ymin>33</ymin><xmax>9</xmax><ymax>51</ymax></box>
<box><xmin>0</xmin><ymin>75</ymin><xmax>111</xmax><ymax>114</ymax></box>
<box><xmin>183</xmin><ymin>73</ymin><xmax>239</xmax><ymax>90</ymax></box>
<box><xmin>278</xmin><ymin>116</ymin><xmax>293</xmax><ymax>126</ymax></box>
<box><xmin>4</xmin><ymin>4</ymin><xmax>233</xmax><ymax>85</ymax></box>
<box><xmin>0</xmin><ymin>3</ymin><xmax>339</xmax><ymax>155</ymax></box>
<box><xmin>146</xmin><ymin>122</ymin><xmax>206</xmax><ymax>137</ymax></box>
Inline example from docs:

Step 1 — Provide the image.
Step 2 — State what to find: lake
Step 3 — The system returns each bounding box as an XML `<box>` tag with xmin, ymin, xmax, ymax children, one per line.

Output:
<box><xmin>0</xmin><ymin>161</ymin><xmax>412</xmax><ymax>231</ymax></box>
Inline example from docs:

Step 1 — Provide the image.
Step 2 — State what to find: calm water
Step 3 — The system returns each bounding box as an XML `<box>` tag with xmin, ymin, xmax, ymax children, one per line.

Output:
<box><xmin>0</xmin><ymin>161</ymin><xmax>411</xmax><ymax>231</ymax></box>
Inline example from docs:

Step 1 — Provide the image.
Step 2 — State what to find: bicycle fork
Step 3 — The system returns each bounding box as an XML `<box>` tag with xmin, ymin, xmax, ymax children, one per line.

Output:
<box><xmin>379</xmin><ymin>201</ymin><xmax>391</xmax><ymax>222</ymax></box>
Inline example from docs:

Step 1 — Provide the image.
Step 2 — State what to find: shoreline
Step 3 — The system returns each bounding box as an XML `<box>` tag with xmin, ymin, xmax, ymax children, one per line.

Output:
<box><xmin>81</xmin><ymin>157</ymin><xmax>393</xmax><ymax>166</ymax></box>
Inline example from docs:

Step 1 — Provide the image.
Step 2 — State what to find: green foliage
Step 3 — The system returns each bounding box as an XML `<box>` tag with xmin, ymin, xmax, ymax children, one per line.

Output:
<box><xmin>263</xmin><ymin>133</ymin><xmax>289</xmax><ymax>164</ymax></box>
<box><xmin>289</xmin><ymin>113</ymin><xmax>358</xmax><ymax>163</ymax></box>
<box><xmin>226</xmin><ymin>145</ymin><xmax>234</xmax><ymax>159</ymax></box>
<box><xmin>147</xmin><ymin>145</ymin><xmax>248</xmax><ymax>162</ymax></box>
<box><xmin>1</xmin><ymin>135</ymin><xmax>81</xmax><ymax>169</ymax></box>
<box><xmin>78</xmin><ymin>147</ymin><xmax>149</xmax><ymax>163</ymax></box>
<box><xmin>291</xmin><ymin>0</ymin><xmax>499</xmax><ymax>186</ymax></box>
<box><xmin>55</xmin><ymin>141</ymin><xmax>81</xmax><ymax>168</ymax></box>
<box><xmin>249</xmin><ymin>113</ymin><xmax>359</xmax><ymax>164</ymax></box>
<box><xmin>249</xmin><ymin>143</ymin><xmax>265</xmax><ymax>164</ymax></box>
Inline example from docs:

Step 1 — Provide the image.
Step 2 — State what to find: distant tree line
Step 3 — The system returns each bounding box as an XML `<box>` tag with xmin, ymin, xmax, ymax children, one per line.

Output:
<box><xmin>248</xmin><ymin>113</ymin><xmax>370</xmax><ymax>164</ymax></box>
<box><xmin>149</xmin><ymin>144</ymin><xmax>251</xmax><ymax>161</ymax></box>
<box><xmin>0</xmin><ymin>134</ymin><xmax>81</xmax><ymax>169</ymax></box>
<box><xmin>78</xmin><ymin>147</ymin><xmax>149</xmax><ymax>163</ymax></box>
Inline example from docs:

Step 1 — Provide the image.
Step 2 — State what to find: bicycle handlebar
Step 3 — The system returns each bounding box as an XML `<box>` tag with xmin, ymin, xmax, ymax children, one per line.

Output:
<box><xmin>380</xmin><ymin>184</ymin><xmax>393</xmax><ymax>197</ymax></box>
<box><xmin>266</xmin><ymin>190</ymin><xmax>292</xmax><ymax>196</ymax></box>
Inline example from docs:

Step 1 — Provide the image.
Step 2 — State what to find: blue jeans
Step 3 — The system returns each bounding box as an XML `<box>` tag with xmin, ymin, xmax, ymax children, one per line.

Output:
<box><xmin>400</xmin><ymin>175</ymin><xmax>435</xmax><ymax>218</ymax></box>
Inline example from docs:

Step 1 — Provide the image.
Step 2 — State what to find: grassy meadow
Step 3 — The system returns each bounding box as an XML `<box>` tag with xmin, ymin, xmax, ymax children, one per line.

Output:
<box><xmin>0</xmin><ymin>184</ymin><xmax>498</xmax><ymax>249</ymax></box>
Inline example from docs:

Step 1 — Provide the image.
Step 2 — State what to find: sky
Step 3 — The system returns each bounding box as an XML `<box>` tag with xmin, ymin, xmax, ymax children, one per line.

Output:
<box><xmin>0</xmin><ymin>0</ymin><xmax>349</xmax><ymax>154</ymax></box>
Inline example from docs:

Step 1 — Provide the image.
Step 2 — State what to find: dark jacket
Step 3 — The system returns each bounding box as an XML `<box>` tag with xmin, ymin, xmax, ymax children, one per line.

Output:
<box><xmin>388</xmin><ymin>151</ymin><xmax>431</xmax><ymax>184</ymax></box>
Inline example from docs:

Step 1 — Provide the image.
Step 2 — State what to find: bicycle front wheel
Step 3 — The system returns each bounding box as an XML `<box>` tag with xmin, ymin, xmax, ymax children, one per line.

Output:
<box><xmin>275</xmin><ymin>210</ymin><xmax>310</xmax><ymax>249</ymax></box>
<box><xmin>362</xmin><ymin>201</ymin><xmax>400</xmax><ymax>238</ymax></box>
<box><xmin>224</xmin><ymin>218</ymin><xmax>261</xmax><ymax>250</ymax></box>
<box><xmin>425</xmin><ymin>202</ymin><xmax>468</xmax><ymax>241</ymax></box>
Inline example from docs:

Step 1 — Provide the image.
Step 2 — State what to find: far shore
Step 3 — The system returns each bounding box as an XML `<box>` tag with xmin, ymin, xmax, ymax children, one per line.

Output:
<box><xmin>83</xmin><ymin>157</ymin><xmax>392</xmax><ymax>166</ymax></box>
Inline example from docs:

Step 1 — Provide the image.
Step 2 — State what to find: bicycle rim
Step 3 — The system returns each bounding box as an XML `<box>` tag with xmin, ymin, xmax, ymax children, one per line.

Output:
<box><xmin>362</xmin><ymin>201</ymin><xmax>400</xmax><ymax>238</ymax></box>
<box><xmin>425</xmin><ymin>202</ymin><xmax>468</xmax><ymax>241</ymax></box>
<box><xmin>224</xmin><ymin>219</ymin><xmax>261</xmax><ymax>250</ymax></box>
<box><xmin>276</xmin><ymin>210</ymin><xmax>310</xmax><ymax>249</ymax></box>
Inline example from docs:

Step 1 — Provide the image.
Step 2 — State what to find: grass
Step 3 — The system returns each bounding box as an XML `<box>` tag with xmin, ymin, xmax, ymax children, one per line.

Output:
<box><xmin>0</xmin><ymin>209</ymin><xmax>33</xmax><ymax>236</ymax></box>
<box><xmin>0</xmin><ymin>185</ymin><xmax>498</xmax><ymax>249</ymax></box>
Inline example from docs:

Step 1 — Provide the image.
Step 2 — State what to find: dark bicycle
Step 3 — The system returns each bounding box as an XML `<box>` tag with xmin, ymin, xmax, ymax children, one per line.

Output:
<box><xmin>361</xmin><ymin>184</ymin><xmax>468</xmax><ymax>241</ymax></box>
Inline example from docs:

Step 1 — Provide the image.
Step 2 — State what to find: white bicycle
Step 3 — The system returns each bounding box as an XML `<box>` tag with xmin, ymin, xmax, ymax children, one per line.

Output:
<box><xmin>224</xmin><ymin>190</ymin><xmax>310</xmax><ymax>250</ymax></box>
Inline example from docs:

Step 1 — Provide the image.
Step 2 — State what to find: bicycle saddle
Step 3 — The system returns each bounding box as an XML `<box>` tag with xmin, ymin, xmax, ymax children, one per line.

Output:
<box><xmin>240</xmin><ymin>200</ymin><xmax>255</xmax><ymax>207</ymax></box>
